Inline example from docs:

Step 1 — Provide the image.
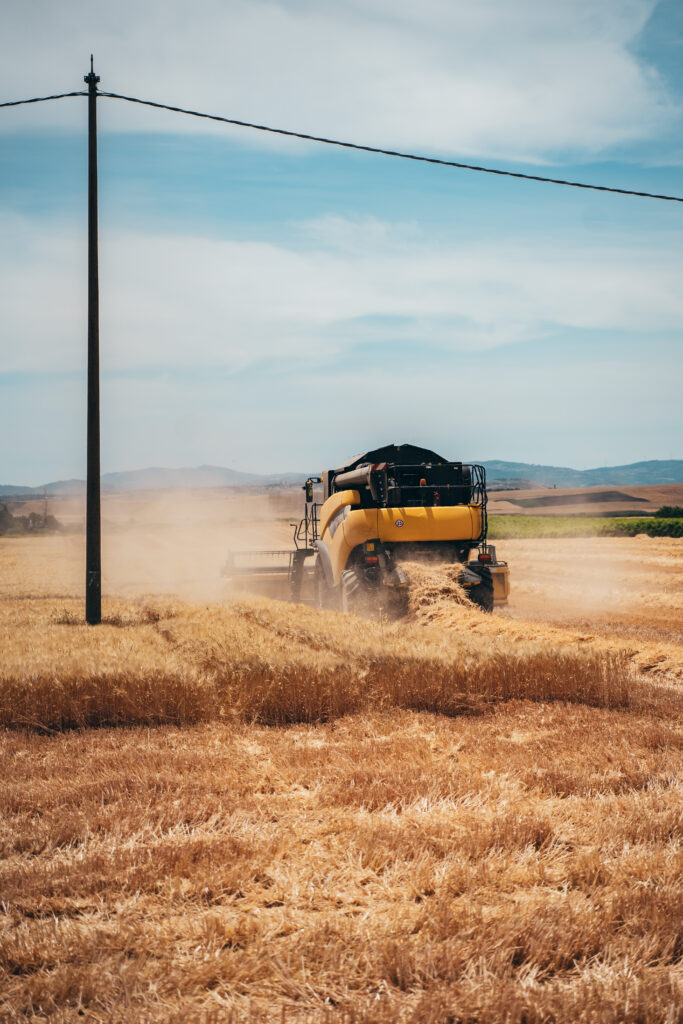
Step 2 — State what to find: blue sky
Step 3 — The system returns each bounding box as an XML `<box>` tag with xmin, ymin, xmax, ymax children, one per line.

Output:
<box><xmin>1</xmin><ymin>0</ymin><xmax>682</xmax><ymax>483</ymax></box>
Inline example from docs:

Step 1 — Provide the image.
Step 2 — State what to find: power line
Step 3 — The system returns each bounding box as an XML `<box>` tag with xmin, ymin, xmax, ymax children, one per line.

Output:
<box><xmin>1</xmin><ymin>86</ymin><xmax>681</xmax><ymax>204</ymax></box>
<box><xmin>0</xmin><ymin>91</ymin><xmax>86</xmax><ymax>109</ymax></box>
<box><xmin>99</xmin><ymin>90</ymin><xmax>683</xmax><ymax>204</ymax></box>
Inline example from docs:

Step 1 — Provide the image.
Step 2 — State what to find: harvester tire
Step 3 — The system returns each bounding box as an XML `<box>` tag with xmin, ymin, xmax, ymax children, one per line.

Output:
<box><xmin>341</xmin><ymin>567</ymin><xmax>410</xmax><ymax>619</ymax></box>
<box><xmin>468</xmin><ymin>566</ymin><xmax>494</xmax><ymax>613</ymax></box>
<box><xmin>340</xmin><ymin>568</ymin><xmax>364</xmax><ymax>615</ymax></box>
<box><xmin>340</xmin><ymin>568</ymin><xmax>383</xmax><ymax>617</ymax></box>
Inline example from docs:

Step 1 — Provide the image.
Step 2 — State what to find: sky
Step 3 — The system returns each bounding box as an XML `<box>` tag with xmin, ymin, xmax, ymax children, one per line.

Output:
<box><xmin>1</xmin><ymin>0</ymin><xmax>682</xmax><ymax>484</ymax></box>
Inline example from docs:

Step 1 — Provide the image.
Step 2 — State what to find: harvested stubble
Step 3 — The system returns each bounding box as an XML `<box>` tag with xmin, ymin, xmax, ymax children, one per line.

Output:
<box><xmin>0</xmin><ymin>595</ymin><xmax>635</xmax><ymax>731</ymax></box>
<box><xmin>2</xmin><ymin>533</ymin><xmax>683</xmax><ymax>1022</ymax></box>
<box><xmin>1</xmin><ymin>705</ymin><xmax>682</xmax><ymax>1022</ymax></box>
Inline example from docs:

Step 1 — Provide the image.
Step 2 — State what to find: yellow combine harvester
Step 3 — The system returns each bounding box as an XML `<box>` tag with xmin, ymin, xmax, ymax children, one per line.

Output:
<box><xmin>224</xmin><ymin>443</ymin><xmax>510</xmax><ymax>614</ymax></box>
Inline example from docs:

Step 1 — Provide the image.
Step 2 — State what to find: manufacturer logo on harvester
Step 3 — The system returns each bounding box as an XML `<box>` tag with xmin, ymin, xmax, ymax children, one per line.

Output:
<box><xmin>394</xmin><ymin>519</ymin><xmax>404</xmax><ymax>528</ymax></box>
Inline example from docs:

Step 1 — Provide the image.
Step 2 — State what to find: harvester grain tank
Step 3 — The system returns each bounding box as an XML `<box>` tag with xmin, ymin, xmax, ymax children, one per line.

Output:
<box><xmin>223</xmin><ymin>443</ymin><xmax>510</xmax><ymax>614</ymax></box>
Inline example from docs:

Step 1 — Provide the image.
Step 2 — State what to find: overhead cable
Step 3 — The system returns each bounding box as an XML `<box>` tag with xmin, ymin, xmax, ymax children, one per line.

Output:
<box><xmin>0</xmin><ymin>91</ymin><xmax>87</xmax><ymax>109</ymax></box>
<box><xmin>1</xmin><ymin>86</ymin><xmax>681</xmax><ymax>203</ymax></box>
<box><xmin>99</xmin><ymin>90</ymin><xmax>683</xmax><ymax>204</ymax></box>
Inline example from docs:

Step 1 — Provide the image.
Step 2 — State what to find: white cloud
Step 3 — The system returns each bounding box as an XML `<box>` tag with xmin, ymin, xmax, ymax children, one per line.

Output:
<box><xmin>0</xmin><ymin>0</ymin><xmax>676</xmax><ymax>161</ymax></box>
<box><xmin>96</xmin><ymin>345</ymin><xmax>683</xmax><ymax>473</ymax></box>
<box><xmin>1</xmin><ymin>212</ymin><xmax>681</xmax><ymax>376</ymax></box>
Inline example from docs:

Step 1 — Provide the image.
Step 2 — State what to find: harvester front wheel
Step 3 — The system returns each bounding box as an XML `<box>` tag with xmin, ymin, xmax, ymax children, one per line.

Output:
<box><xmin>340</xmin><ymin>568</ymin><xmax>364</xmax><ymax>615</ymax></box>
<box><xmin>341</xmin><ymin>567</ymin><xmax>410</xmax><ymax>619</ymax></box>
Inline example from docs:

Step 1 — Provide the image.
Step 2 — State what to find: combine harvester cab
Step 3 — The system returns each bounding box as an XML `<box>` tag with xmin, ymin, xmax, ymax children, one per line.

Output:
<box><xmin>223</xmin><ymin>443</ymin><xmax>510</xmax><ymax>615</ymax></box>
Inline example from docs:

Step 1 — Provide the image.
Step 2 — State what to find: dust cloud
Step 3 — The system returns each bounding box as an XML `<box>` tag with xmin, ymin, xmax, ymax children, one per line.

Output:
<box><xmin>26</xmin><ymin>488</ymin><xmax>303</xmax><ymax>603</ymax></box>
<box><xmin>101</xmin><ymin>489</ymin><xmax>304</xmax><ymax>601</ymax></box>
<box><xmin>9</xmin><ymin>489</ymin><xmax>682</xmax><ymax>651</ymax></box>
<box><xmin>496</xmin><ymin>536</ymin><xmax>683</xmax><ymax>627</ymax></box>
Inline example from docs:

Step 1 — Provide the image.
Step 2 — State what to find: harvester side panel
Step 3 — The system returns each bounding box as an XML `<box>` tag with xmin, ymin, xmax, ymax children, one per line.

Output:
<box><xmin>320</xmin><ymin>503</ymin><xmax>486</xmax><ymax>585</ymax></box>
<box><xmin>321</xmin><ymin>507</ymin><xmax>376</xmax><ymax>585</ymax></box>
<box><xmin>318</xmin><ymin>489</ymin><xmax>360</xmax><ymax>538</ymax></box>
<box><xmin>376</xmin><ymin>506</ymin><xmax>482</xmax><ymax>544</ymax></box>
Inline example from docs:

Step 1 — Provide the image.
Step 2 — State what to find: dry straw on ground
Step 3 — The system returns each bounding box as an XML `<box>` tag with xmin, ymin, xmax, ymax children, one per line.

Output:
<box><xmin>0</xmin><ymin>594</ymin><xmax>636</xmax><ymax>731</ymax></box>
<box><xmin>2</xmin><ymin>705</ymin><xmax>682</xmax><ymax>1022</ymax></box>
<box><xmin>1</xmin><ymin>533</ymin><xmax>682</xmax><ymax>1021</ymax></box>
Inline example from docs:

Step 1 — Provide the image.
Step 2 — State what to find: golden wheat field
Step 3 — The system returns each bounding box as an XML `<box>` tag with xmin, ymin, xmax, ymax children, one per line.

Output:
<box><xmin>1</xmin><ymin>492</ymin><xmax>682</xmax><ymax>1022</ymax></box>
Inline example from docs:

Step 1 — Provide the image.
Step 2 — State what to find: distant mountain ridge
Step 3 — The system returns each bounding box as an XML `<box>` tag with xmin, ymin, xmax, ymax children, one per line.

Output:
<box><xmin>101</xmin><ymin>465</ymin><xmax>263</xmax><ymax>490</ymax></box>
<box><xmin>481</xmin><ymin>460</ymin><xmax>683</xmax><ymax>488</ymax></box>
<box><xmin>2</xmin><ymin>459</ymin><xmax>682</xmax><ymax>497</ymax></box>
<box><xmin>0</xmin><ymin>464</ymin><xmax>307</xmax><ymax>497</ymax></box>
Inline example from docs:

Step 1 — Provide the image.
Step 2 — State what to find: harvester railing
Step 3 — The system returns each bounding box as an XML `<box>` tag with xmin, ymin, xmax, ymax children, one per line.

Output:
<box><xmin>329</xmin><ymin>460</ymin><xmax>489</xmax><ymax>543</ymax></box>
<box><xmin>294</xmin><ymin>501</ymin><xmax>319</xmax><ymax>550</ymax></box>
<box><xmin>470</xmin><ymin>463</ymin><xmax>488</xmax><ymax>544</ymax></box>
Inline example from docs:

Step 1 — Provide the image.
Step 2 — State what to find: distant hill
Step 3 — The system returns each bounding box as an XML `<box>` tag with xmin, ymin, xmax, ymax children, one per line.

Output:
<box><xmin>482</xmin><ymin>460</ymin><xmax>683</xmax><ymax>489</ymax></box>
<box><xmin>0</xmin><ymin>479</ymin><xmax>86</xmax><ymax>498</ymax></box>
<box><xmin>0</xmin><ymin>484</ymin><xmax>34</xmax><ymax>495</ymax></box>
<box><xmin>0</xmin><ymin>465</ymin><xmax>307</xmax><ymax>497</ymax></box>
<box><xmin>101</xmin><ymin>465</ymin><xmax>263</xmax><ymax>491</ymax></box>
<box><xmin>2</xmin><ymin>459</ymin><xmax>682</xmax><ymax>497</ymax></box>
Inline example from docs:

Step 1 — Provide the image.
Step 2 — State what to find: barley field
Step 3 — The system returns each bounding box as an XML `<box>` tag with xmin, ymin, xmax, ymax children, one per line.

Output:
<box><xmin>1</xmin><ymin>494</ymin><xmax>682</xmax><ymax>1022</ymax></box>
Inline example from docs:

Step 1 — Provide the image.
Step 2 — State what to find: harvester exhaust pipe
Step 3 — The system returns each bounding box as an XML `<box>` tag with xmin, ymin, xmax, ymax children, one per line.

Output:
<box><xmin>333</xmin><ymin>463</ymin><xmax>384</xmax><ymax>490</ymax></box>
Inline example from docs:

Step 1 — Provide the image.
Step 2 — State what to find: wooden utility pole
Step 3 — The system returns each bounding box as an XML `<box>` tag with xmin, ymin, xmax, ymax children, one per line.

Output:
<box><xmin>85</xmin><ymin>56</ymin><xmax>101</xmax><ymax>624</ymax></box>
